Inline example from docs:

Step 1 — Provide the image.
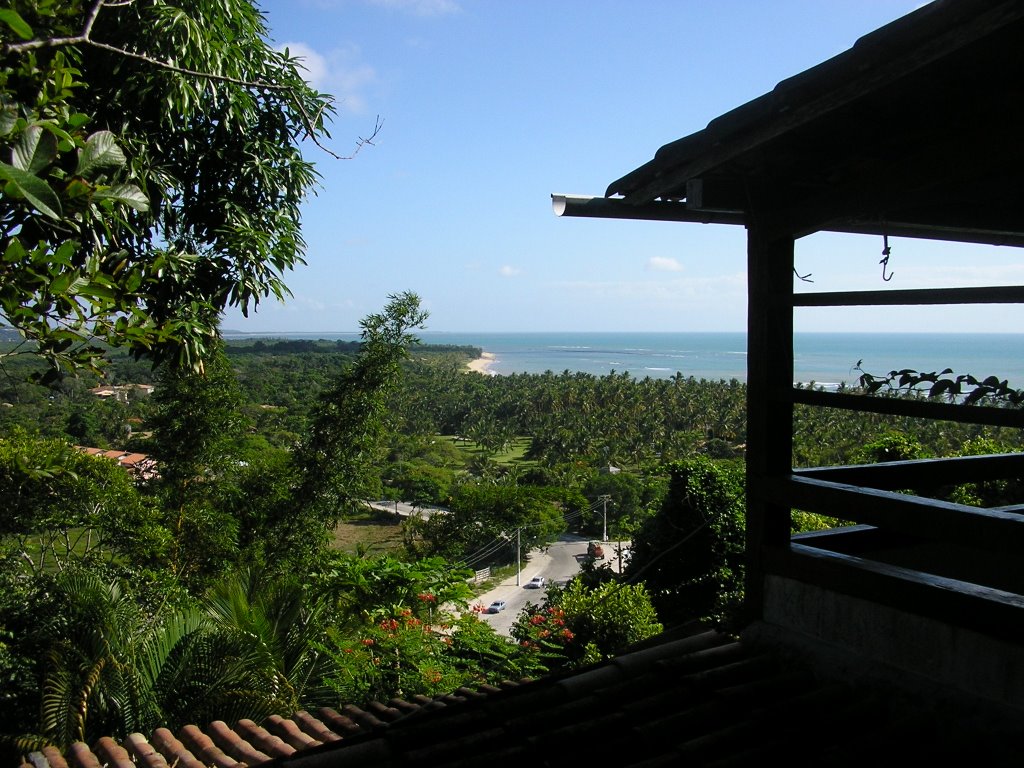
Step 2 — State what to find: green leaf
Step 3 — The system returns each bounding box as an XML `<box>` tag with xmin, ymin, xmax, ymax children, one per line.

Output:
<box><xmin>0</xmin><ymin>103</ymin><xmax>17</xmax><ymax>137</ymax></box>
<box><xmin>81</xmin><ymin>281</ymin><xmax>117</xmax><ymax>301</ymax></box>
<box><xmin>94</xmin><ymin>184</ymin><xmax>150</xmax><ymax>211</ymax></box>
<box><xmin>65</xmin><ymin>178</ymin><xmax>93</xmax><ymax>199</ymax></box>
<box><xmin>12</xmin><ymin>126</ymin><xmax>57</xmax><ymax>175</ymax></box>
<box><xmin>3</xmin><ymin>238</ymin><xmax>26</xmax><ymax>263</ymax></box>
<box><xmin>49</xmin><ymin>272</ymin><xmax>74</xmax><ymax>295</ymax></box>
<box><xmin>75</xmin><ymin>131</ymin><xmax>126</xmax><ymax>177</ymax></box>
<box><xmin>0</xmin><ymin>162</ymin><xmax>62</xmax><ymax>219</ymax></box>
<box><xmin>0</xmin><ymin>9</ymin><xmax>32</xmax><ymax>40</ymax></box>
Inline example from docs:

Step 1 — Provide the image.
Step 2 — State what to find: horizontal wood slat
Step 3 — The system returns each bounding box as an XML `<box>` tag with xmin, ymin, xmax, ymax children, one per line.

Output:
<box><xmin>795</xmin><ymin>452</ymin><xmax>1024</xmax><ymax>489</ymax></box>
<box><xmin>759</xmin><ymin>475</ymin><xmax>1024</xmax><ymax>553</ymax></box>
<box><xmin>792</xmin><ymin>285</ymin><xmax>1024</xmax><ymax>307</ymax></box>
<box><xmin>788</xmin><ymin>388</ymin><xmax>1024</xmax><ymax>428</ymax></box>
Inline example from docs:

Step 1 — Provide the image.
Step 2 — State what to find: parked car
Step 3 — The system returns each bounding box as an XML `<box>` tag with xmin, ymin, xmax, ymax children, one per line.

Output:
<box><xmin>486</xmin><ymin>600</ymin><xmax>506</xmax><ymax>613</ymax></box>
<box><xmin>525</xmin><ymin>576</ymin><xmax>546</xmax><ymax>589</ymax></box>
<box><xmin>587</xmin><ymin>542</ymin><xmax>605</xmax><ymax>559</ymax></box>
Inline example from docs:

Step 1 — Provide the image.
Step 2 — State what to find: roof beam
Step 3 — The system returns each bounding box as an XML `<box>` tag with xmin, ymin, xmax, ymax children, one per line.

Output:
<box><xmin>552</xmin><ymin>195</ymin><xmax>1024</xmax><ymax>248</ymax></box>
<box><xmin>552</xmin><ymin>195</ymin><xmax>744</xmax><ymax>225</ymax></box>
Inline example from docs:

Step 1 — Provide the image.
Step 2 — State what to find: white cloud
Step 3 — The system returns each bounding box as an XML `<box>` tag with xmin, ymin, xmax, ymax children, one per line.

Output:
<box><xmin>280</xmin><ymin>41</ymin><xmax>377</xmax><ymax>114</ymax></box>
<box><xmin>499</xmin><ymin>265</ymin><xmax>522</xmax><ymax>277</ymax></box>
<box><xmin>647</xmin><ymin>256</ymin><xmax>684</xmax><ymax>272</ymax></box>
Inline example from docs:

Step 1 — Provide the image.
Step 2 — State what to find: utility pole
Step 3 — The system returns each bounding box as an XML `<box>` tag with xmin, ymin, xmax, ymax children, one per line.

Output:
<box><xmin>516</xmin><ymin>527</ymin><xmax>521</xmax><ymax>586</ymax></box>
<box><xmin>600</xmin><ymin>495</ymin><xmax>609</xmax><ymax>542</ymax></box>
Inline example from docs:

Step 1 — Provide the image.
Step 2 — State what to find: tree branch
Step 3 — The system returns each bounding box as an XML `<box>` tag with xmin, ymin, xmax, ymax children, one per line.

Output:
<box><xmin>4</xmin><ymin>0</ymin><xmax>380</xmax><ymax>159</ymax></box>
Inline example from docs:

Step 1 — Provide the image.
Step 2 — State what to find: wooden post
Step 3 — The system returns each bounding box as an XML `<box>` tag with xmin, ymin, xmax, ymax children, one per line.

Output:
<box><xmin>744</xmin><ymin>223</ymin><xmax>795</xmax><ymax>622</ymax></box>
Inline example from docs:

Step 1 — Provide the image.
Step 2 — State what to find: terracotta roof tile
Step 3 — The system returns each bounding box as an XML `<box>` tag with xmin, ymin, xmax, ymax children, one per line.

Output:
<box><xmin>64</xmin><ymin>743</ymin><xmax>100</xmax><ymax>768</ymax></box>
<box><xmin>17</xmin><ymin>627</ymin><xmax>1024</xmax><ymax>768</ymax></box>
<box><xmin>40</xmin><ymin>747</ymin><xmax>67</xmax><ymax>768</ymax></box>
<box><xmin>150</xmin><ymin>727</ymin><xmax>206</xmax><ymax>768</ymax></box>
<box><xmin>235</xmin><ymin>719</ymin><xmax>296</xmax><ymax>758</ymax></box>
<box><xmin>91</xmin><ymin>737</ymin><xmax>133</xmax><ymax>768</ymax></box>
<box><xmin>264</xmin><ymin>714</ymin><xmax>325</xmax><ymax>750</ymax></box>
<box><xmin>178</xmin><ymin>723</ymin><xmax>246</xmax><ymax>768</ymax></box>
<box><xmin>121</xmin><ymin>733</ymin><xmax>171</xmax><ymax>768</ymax></box>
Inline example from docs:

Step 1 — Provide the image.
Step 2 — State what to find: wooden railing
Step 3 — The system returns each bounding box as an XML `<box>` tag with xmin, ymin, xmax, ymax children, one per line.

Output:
<box><xmin>754</xmin><ymin>282</ymin><xmax>1024</xmax><ymax>638</ymax></box>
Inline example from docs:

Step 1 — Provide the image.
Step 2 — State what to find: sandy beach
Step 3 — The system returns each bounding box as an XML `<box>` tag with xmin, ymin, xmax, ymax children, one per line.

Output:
<box><xmin>466</xmin><ymin>351</ymin><xmax>496</xmax><ymax>375</ymax></box>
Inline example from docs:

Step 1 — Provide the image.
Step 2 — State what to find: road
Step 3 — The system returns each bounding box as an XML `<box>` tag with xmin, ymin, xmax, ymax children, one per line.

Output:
<box><xmin>473</xmin><ymin>535</ymin><xmax>629</xmax><ymax>636</ymax></box>
<box><xmin>365</xmin><ymin>500</ymin><xmax>443</xmax><ymax>518</ymax></box>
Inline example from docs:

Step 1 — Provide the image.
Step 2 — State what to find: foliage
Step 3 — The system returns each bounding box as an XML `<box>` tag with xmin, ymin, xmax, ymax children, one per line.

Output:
<box><xmin>5</xmin><ymin>565</ymin><xmax>343</xmax><ymax>754</ymax></box>
<box><xmin>319</xmin><ymin>606</ymin><xmax>541</xmax><ymax>708</ymax></box>
<box><xmin>320</xmin><ymin>609</ymin><xmax>461</xmax><ymax>705</ymax></box>
<box><xmin>511</xmin><ymin>578</ymin><xmax>662</xmax><ymax>672</ymax></box>
<box><xmin>0</xmin><ymin>0</ymin><xmax>334</xmax><ymax>378</ymax></box>
<box><xmin>858</xmin><ymin>366</ymin><xmax>1024</xmax><ymax>407</ymax></box>
<box><xmin>316</xmin><ymin>552</ymin><xmax>474</xmax><ymax>630</ymax></box>
<box><xmin>408</xmin><ymin>482</ymin><xmax>566</xmax><ymax>566</ymax></box>
<box><xmin>382</xmin><ymin>459</ymin><xmax>454</xmax><ymax>507</ymax></box>
<box><xmin>317</xmin><ymin>556</ymin><xmax>538</xmax><ymax>707</ymax></box>
<box><xmin>147</xmin><ymin>343</ymin><xmax>250</xmax><ymax>589</ymax></box>
<box><xmin>0</xmin><ymin>428</ymin><xmax>164</xmax><ymax>572</ymax></box>
<box><xmin>443</xmin><ymin>613</ymin><xmax>547</xmax><ymax>682</ymax></box>
<box><xmin>7</xmin><ymin>567</ymin><xmax>213</xmax><ymax>752</ymax></box>
<box><xmin>943</xmin><ymin>437</ymin><xmax>1024</xmax><ymax>508</ymax></box>
<box><xmin>854</xmin><ymin>431</ymin><xmax>928</xmax><ymax>464</ymax></box>
<box><xmin>289</xmin><ymin>292</ymin><xmax>429</xmax><ymax>535</ymax></box>
<box><xmin>626</xmin><ymin>457</ymin><xmax>745</xmax><ymax>629</ymax></box>
<box><xmin>195</xmin><ymin>569</ymin><xmax>336</xmax><ymax>725</ymax></box>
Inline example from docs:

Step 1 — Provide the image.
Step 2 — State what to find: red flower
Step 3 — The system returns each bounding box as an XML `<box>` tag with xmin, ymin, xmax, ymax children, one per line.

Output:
<box><xmin>361</xmin><ymin>638</ymin><xmax>375</xmax><ymax>646</ymax></box>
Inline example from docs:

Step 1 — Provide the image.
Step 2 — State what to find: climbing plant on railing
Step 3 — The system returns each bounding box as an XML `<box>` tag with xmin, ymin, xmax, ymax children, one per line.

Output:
<box><xmin>855</xmin><ymin>363</ymin><xmax>1024</xmax><ymax>407</ymax></box>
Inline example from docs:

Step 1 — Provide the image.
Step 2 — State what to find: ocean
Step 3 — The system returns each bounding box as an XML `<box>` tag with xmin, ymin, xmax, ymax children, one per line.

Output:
<box><xmin>226</xmin><ymin>330</ymin><xmax>1024</xmax><ymax>390</ymax></box>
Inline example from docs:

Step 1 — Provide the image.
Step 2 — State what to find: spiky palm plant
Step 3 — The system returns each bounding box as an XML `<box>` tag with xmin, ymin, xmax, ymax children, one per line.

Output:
<box><xmin>199</xmin><ymin>568</ymin><xmax>336</xmax><ymax>724</ymax></box>
<box><xmin>24</xmin><ymin>570</ymin><xmax>213</xmax><ymax>750</ymax></box>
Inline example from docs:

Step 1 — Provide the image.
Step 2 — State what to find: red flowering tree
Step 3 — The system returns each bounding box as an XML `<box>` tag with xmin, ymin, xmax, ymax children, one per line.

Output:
<box><xmin>511</xmin><ymin>579</ymin><xmax>662</xmax><ymax>672</ymax></box>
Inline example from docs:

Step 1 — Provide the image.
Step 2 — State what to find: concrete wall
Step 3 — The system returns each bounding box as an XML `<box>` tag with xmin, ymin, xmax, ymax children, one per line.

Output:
<box><xmin>745</xmin><ymin>574</ymin><xmax>1024</xmax><ymax>719</ymax></box>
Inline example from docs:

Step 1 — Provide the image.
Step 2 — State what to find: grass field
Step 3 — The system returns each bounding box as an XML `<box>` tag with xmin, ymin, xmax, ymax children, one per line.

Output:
<box><xmin>439</xmin><ymin>435</ymin><xmax>534</xmax><ymax>465</ymax></box>
<box><xmin>330</xmin><ymin>508</ymin><xmax>408</xmax><ymax>555</ymax></box>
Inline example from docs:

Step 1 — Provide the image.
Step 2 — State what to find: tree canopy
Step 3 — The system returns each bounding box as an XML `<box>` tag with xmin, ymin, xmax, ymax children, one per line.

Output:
<box><xmin>1</xmin><ymin>0</ymin><xmax>341</xmax><ymax>378</ymax></box>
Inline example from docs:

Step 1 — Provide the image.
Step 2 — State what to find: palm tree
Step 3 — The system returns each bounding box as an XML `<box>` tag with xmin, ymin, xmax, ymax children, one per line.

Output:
<box><xmin>32</xmin><ymin>570</ymin><xmax>209</xmax><ymax>749</ymax></box>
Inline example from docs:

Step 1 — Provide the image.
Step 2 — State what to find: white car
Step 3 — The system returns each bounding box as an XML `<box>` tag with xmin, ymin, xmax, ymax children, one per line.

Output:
<box><xmin>525</xmin><ymin>576</ymin><xmax>546</xmax><ymax>589</ymax></box>
<box><xmin>486</xmin><ymin>600</ymin><xmax>507</xmax><ymax>613</ymax></box>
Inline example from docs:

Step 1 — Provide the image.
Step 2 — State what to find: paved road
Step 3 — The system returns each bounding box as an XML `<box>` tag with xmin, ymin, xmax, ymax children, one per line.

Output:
<box><xmin>365</xmin><ymin>500</ymin><xmax>444</xmax><ymax>518</ymax></box>
<box><xmin>473</xmin><ymin>536</ymin><xmax>629</xmax><ymax>636</ymax></box>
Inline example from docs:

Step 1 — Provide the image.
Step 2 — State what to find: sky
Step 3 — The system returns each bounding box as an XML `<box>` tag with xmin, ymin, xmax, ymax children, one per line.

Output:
<box><xmin>222</xmin><ymin>0</ymin><xmax>1024</xmax><ymax>336</ymax></box>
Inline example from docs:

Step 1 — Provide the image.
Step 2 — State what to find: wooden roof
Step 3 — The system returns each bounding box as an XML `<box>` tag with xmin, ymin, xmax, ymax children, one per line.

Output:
<box><xmin>559</xmin><ymin>0</ymin><xmax>1024</xmax><ymax>248</ymax></box>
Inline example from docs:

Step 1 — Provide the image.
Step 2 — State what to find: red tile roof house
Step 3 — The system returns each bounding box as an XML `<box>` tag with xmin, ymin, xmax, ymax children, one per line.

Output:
<box><xmin>77</xmin><ymin>447</ymin><xmax>159</xmax><ymax>482</ymax></box>
<box><xmin>21</xmin><ymin>1</ymin><xmax>1024</xmax><ymax>765</ymax></box>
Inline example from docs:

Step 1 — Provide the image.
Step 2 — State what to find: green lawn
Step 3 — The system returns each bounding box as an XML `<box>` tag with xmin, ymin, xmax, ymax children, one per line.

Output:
<box><xmin>439</xmin><ymin>435</ymin><xmax>534</xmax><ymax>466</ymax></box>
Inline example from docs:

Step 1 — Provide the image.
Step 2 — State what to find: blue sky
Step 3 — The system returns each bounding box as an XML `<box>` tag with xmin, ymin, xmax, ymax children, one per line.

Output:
<box><xmin>223</xmin><ymin>0</ymin><xmax>1024</xmax><ymax>335</ymax></box>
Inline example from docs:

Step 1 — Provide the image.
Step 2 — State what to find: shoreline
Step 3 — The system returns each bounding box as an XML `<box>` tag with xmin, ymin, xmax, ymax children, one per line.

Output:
<box><xmin>466</xmin><ymin>351</ymin><xmax>497</xmax><ymax>375</ymax></box>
